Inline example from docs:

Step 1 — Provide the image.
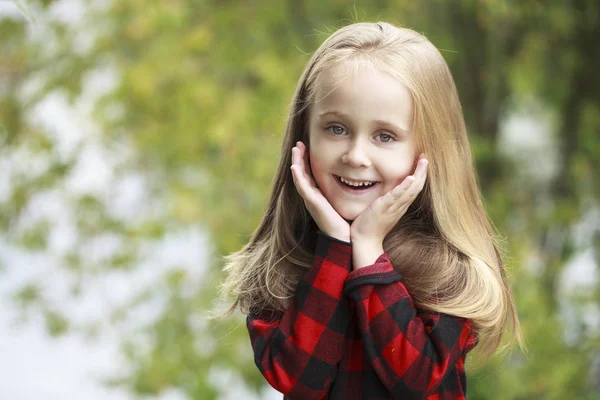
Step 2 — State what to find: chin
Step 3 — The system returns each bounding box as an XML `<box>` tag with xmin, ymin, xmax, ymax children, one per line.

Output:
<box><xmin>335</xmin><ymin>205</ymin><xmax>366</xmax><ymax>223</ymax></box>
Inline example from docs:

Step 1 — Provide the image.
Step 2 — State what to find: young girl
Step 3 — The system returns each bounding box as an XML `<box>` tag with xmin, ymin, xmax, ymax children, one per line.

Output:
<box><xmin>220</xmin><ymin>22</ymin><xmax>523</xmax><ymax>399</ymax></box>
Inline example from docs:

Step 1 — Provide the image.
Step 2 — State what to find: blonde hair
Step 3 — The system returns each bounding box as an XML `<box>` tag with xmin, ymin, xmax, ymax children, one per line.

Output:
<box><xmin>217</xmin><ymin>22</ymin><xmax>524</xmax><ymax>361</ymax></box>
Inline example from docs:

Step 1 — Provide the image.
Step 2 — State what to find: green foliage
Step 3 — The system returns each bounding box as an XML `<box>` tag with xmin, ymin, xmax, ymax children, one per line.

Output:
<box><xmin>1</xmin><ymin>0</ymin><xmax>599</xmax><ymax>399</ymax></box>
<box><xmin>44</xmin><ymin>309</ymin><xmax>69</xmax><ymax>337</ymax></box>
<box><xmin>13</xmin><ymin>283</ymin><xmax>40</xmax><ymax>308</ymax></box>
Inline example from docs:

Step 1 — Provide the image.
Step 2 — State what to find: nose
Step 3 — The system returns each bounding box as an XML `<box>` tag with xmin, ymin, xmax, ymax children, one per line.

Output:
<box><xmin>342</xmin><ymin>139</ymin><xmax>372</xmax><ymax>168</ymax></box>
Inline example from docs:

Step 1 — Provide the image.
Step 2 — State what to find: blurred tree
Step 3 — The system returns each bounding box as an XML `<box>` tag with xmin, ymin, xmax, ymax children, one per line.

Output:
<box><xmin>0</xmin><ymin>0</ymin><xmax>598</xmax><ymax>399</ymax></box>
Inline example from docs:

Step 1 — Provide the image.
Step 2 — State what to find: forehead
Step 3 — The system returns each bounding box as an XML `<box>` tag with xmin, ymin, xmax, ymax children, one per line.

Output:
<box><xmin>310</xmin><ymin>61</ymin><xmax>413</xmax><ymax>127</ymax></box>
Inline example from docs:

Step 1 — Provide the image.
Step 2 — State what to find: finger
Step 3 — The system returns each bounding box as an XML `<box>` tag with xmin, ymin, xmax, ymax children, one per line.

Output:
<box><xmin>416</xmin><ymin>159</ymin><xmax>428</xmax><ymax>191</ymax></box>
<box><xmin>391</xmin><ymin>176</ymin><xmax>415</xmax><ymax>200</ymax></box>
<box><xmin>292</xmin><ymin>162</ymin><xmax>320</xmax><ymax>201</ymax></box>
<box><xmin>298</xmin><ymin>141</ymin><xmax>309</xmax><ymax>171</ymax></box>
<box><xmin>408</xmin><ymin>157</ymin><xmax>427</xmax><ymax>180</ymax></box>
<box><xmin>291</xmin><ymin>146</ymin><xmax>299</xmax><ymax>168</ymax></box>
<box><xmin>290</xmin><ymin>164</ymin><xmax>298</xmax><ymax>186</ymax></box>
<box><xmin>383</xmin><ymin>159</ymin><xmax>428</xmax><ymax>214</ymax></box>
<box><xmin>293</xmin><ymin>143</ymin><xmax>310</xmax><ymax>182</ymax></box>
<box><xmin>379</xmin><ymin>176</ymin><xmax>414</xmax><ymax>211</ymax></box>
<box><xmin>415</xmin><ymin>158</ymin><xmax>428</xmax><ymax>178</ymax></box>
<box><xmin>401</xmin><ymin>159</ymin><xmax>427</xmax><ymax>199</ymax></box>
<box><xmin>291</xmin><ymin>165</ymin><xmax>309</xmax><ymax>200</ymax></box>
<box><xmin>297</xmin><ymin>141</ymin><xmax>307</xmax><ymax>172</ymax></box>
<box><xmin>292</xmin><ymin>143</ymin><xmax>305</xmax><ymax>170</ymax></box>
<box><xmin>408</xmin><ymin>158</ymin><xmax>428</xmax><ymax>195</ymax></box>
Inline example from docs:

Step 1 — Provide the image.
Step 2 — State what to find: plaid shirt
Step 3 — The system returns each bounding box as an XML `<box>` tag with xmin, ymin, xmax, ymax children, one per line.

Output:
<box><xmin>247</xmin><ymin>231</ymin><xmax>478</xmax><ymax>400</ymax></box>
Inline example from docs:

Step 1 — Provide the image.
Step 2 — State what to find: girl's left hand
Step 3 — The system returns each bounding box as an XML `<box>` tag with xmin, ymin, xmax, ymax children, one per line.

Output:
<box><xmin>350</xmin><ymin>156</ymin><xmax>428</xmax><ymax>246</ymax></box>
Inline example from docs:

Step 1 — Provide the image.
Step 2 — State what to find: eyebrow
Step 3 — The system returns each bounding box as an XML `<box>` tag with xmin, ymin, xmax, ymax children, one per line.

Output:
<box><xmin>317</xmin><ymin>110</ymin><xmax>410</xmax><ymax>135</ymax></box>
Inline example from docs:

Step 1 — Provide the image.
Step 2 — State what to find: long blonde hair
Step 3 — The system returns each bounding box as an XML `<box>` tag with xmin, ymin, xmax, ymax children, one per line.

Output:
<box><xmin>218</xmin><ymin>22</ymin><xmax>524</xmax><ymax>361</ymax></box>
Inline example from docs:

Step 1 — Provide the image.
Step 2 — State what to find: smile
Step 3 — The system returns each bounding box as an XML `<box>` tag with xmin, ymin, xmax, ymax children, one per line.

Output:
<box><xmin>333</xmin><ymin>175</ymin><xmax>380</xmax><ymax>193</ymax></box>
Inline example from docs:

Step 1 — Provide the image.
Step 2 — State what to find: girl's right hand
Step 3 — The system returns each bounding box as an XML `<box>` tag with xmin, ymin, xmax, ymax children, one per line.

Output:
<box><xmin>290</xmin><ymin>141</ymin><xmax>351</xmax><ymax>243</ymax></box>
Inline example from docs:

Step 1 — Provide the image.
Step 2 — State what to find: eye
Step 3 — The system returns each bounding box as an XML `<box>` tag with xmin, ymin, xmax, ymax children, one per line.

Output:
<box><xmin>375</xmin><ymin>133</ymin><xmax>395</xmax><ymax>143</ymax></box>
<box><xmin>326</xmin><ymin>125</ymin><xmax>347</xmax><ymax>136</ymax></box>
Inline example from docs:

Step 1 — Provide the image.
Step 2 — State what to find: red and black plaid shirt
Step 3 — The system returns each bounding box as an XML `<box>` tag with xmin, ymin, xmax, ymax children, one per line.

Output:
<box><xmin>247</xmin><ymin>231</ymin><xmax>479</xmax><ymax>400</ymax></box>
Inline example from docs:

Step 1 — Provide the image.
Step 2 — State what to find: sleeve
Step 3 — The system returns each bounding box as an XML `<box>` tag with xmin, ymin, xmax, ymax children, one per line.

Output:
<box><xmin>246</xmin><ymin>231</ymin><xmax>352</xmax><ymax>399</ymax></box>
<box><xmin>343</xmin><ymin>252</ymin><xmax>478</xmax><ymax>399</ymax></box>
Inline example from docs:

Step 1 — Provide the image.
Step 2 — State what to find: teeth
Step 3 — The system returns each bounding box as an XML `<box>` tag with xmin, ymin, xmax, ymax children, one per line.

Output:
<box><xmin>338</xmin><ymin>176</ymin><xmax>376</xmax><ymax>187</ymax></box>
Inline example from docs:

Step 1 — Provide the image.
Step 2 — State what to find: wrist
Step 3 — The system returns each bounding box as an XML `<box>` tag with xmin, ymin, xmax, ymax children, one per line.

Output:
<box><xmin>351</xmin><ymin>240</ymin><xmax>384</xmax><ymax>270</ymax></box>
<box><xmin>330</xmin><ymin>230</ymin><xmax>351</xmax><ymax>243</ymax></box>
<box><xmin>351</xmin><ymin>234</ymin><xmax>383</xmax><ymax>248</ymax></box>
<box><xmin>320</xmin><ymin>230</ymin><xmax>351</xmax><ymax>244</ymax></box>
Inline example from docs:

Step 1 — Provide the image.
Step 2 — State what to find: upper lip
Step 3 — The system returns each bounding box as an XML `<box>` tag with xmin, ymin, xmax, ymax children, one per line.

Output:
<box><xmin>335</xmin><ymin>175</ymin><xmax>379</xmax><ymax>183</ymax></box>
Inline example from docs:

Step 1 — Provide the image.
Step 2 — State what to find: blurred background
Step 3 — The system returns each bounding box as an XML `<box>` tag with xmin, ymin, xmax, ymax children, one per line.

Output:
<box><xmin>1</xmin><ymin>0</ymin><xmax>599</xmax><ymax>399</ymax></box>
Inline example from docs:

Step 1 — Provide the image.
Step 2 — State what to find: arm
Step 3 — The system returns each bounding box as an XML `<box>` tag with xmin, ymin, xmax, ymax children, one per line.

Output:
<box><xmin>246</xmin><ymin>231</ymin><xmax>352</xmax><ymax>399</ymax></box>
<box><xmin>344</xmin><ymin>245</ymin><xmax>478</xmax><ymax>399</ymax></box>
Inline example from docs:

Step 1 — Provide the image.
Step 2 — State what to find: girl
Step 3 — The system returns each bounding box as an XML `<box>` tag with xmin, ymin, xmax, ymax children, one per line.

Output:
<box><xmin>220</xmin><ymin>22</ymin><xmax>523</xmax><ymax>399</ymax></box>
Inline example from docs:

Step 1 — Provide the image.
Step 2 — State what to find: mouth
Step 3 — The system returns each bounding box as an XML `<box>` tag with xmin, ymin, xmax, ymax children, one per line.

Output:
<box><xmin>333</xmin><ymin>175</ymin><xmax>380</xmax><ymax>194</ymax></box>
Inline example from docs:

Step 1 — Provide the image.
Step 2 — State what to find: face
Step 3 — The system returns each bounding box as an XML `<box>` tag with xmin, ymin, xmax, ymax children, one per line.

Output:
<box><xmin>308</xmin><ymin>62</ymin><xmax>417</xmax><ymax>221</ymax></box>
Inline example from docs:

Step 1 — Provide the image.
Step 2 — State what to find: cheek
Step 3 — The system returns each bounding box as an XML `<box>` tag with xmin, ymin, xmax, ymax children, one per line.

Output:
<box><xmin>381</xmin><ymin>161</ymin><xmax>415</xmax><ymax>187</ymax></box>
<box><xmin>309</xmin><ymin>147</ymin><xmax>331</xmax><ymax>174</ymax></box>
<box><xmin>308</xmin><ymin>152</ymin><xmax>326</xmax><ymax>189</ymax></box>
<box><xmin>308</xmin><ymin>149</ymin><xmax>320</xmax><ymax>173</ymax></box>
